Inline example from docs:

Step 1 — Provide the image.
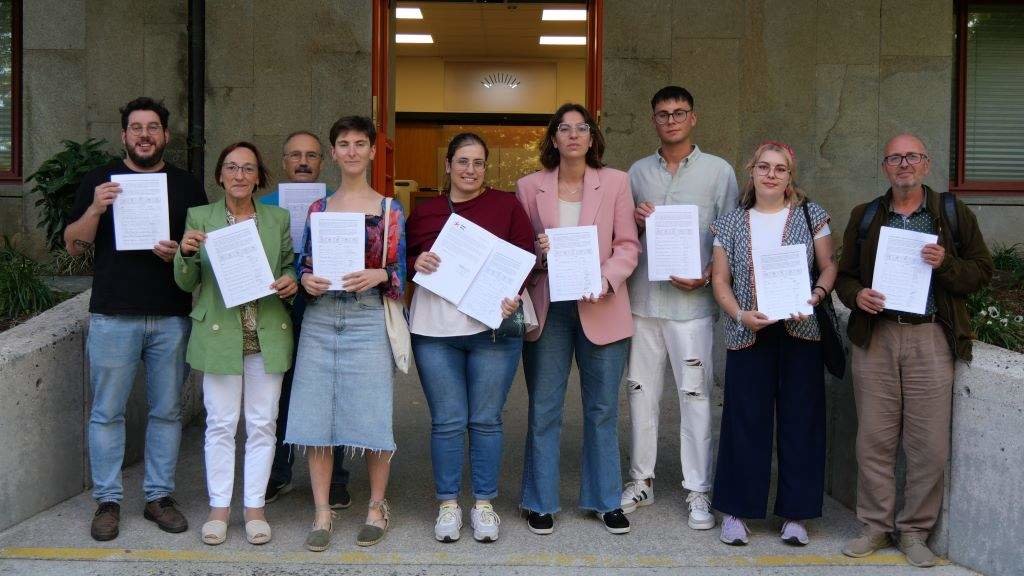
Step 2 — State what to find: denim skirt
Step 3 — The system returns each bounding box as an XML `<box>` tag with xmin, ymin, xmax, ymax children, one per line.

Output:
<box><xmin>284</xmin><ymin>290</ymin><xmax>395</xmax><ymax>453</ymax></box>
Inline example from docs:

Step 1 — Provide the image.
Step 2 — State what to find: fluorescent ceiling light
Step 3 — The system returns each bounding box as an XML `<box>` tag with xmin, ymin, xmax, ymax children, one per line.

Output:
<box><xmin>542</xmin><ymin>9</ymin><xmax>586</xmax><ymax>21</ymax></box>
<box><xmin>539</xmin><ymin>36</ymin><xmax>586</xmax><ymax>46</ymax></box>
<box><xmin>396</xmin><ymin>34</ymin><xmax>433</xmax><ymax>44</ymax></box>
<box><xmin>396</xmin><ymin>7</ymin><xmax>423</xmax><ymax>19</ymax></box>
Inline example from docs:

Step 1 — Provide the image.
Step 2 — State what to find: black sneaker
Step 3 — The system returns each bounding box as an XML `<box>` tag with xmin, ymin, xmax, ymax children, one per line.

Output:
<box><xmin>526</xmin><ymin>511</ymin><xmax>554</xmax><ymax>535</ymax></box>
<box><xmin>599</xmin><ymin>509</ymin><xmax>630</xmax><ymax>534</ymax></box>
<box><xmin>329</xmin><ymin>483</ymin><xmax>352</xmax><ymax>509</ymax></box>
<box><xmin>265</xmin><ymin>480</ymin><xmax>292</xmax><ymax>504</ymax></box>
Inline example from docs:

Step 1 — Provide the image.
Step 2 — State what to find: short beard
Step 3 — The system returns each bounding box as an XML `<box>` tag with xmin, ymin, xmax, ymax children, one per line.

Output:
<box><xmin>125</xmin><ymin>142</ymin><xmax>166</xmax><ymax>168</ymax></box>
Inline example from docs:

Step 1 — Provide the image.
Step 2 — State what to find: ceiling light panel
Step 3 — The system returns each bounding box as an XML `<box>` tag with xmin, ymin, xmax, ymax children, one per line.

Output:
<box><xmin>396</xmin><ymin>7</ymin><xmax>423</xmax><ymax>20</ymax></box>
<box><xmin>541</xmin><ymin>9</ymin><xmax>587</xmax><ymax>21</ymax></box>
<box><xmin>396</xmin><ymin>34</ymin><xmax>433</xmax><ymax>44</ymax></box>
<box><xmin>539</xmin><ymin>36</ymin><xmax>586</xmax><ymax>46</ymax></box>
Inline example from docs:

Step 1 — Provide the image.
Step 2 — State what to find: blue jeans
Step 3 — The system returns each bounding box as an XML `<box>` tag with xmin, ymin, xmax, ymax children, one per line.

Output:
<box><xmin>87</xmin><ymin>314</ymin><xmax>190</xmax><ymax>503</ymax></box>
<box><xmin>413</xmin><ymin>331</ymin><xmax>522</xmax><ymax>501</ymax></box>
<box><xmin>521</xmin><ymin>301</ymin><xmax>629</xmax><ymax>514</ymax></box>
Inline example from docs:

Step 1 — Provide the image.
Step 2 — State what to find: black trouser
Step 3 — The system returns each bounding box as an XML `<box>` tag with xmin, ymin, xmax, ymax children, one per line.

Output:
<box><xmin>270</xmin><ymin>288</ymin><xmax>350</xmax><ymax>487</ymax></box>
<box><xmin>712</xmin><ymin>323</ymin><xmax>825</xmax><ymax>520</ymax></box>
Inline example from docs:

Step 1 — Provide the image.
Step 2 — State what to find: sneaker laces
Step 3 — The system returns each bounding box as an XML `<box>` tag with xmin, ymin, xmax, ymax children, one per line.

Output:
<box><xmin>475</xmin><ymin>504</ymin><xmax>500</xmax><ymax>527</ymax></box>
<box><xmin>624</xmin><ymin>481</ymin><xmax>649</xmax><ymax>501</ymax></box>
<box><xmin>686</xmin><ymin>491</ymin><xmax>711</xmax><ymax>513</ymax></box>
<box><xmin>723</xmin><ymin>515</ymin><xmax>748</xmax><ymax>536</ymax></box>
<box><xmin>437</xmin><ymin>503</ymin><xmax>460</xmax><ymax>524</ymax></box>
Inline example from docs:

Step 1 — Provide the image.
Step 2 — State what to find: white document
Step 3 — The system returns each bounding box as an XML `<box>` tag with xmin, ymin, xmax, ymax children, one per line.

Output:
<box><xmin>752</xmin><ymin>244</ymin><xmax>814</xmax><ymax>321</ymax></box>
<box><xmin>457</xmin><ymin>242</ymin><xmax>536</xmax><ymax>329</ymax></box>
<box><xmin>205</xmin><ymin>219</ymin><xmax>276</xmax><ymax>309</ymax></box>
<box><xmin>871</xmin><ymin>226</ymin><xmax>937</xmax><ymax>314</ymax></box>
<box><xmin>413</xmin><ymin>214</ymin><xmax>494</xmax><ymax>304</ymax></box>
<box><xmin>111</xmin><ymin>173</ymin><xmax>170</xmax><ymax>251</ymax></box>
<box><xmin>311</xmin><ymin>212</ymin><xmax>365</xmax><ymax>291</ymax></box>
<box><xmin>546</xmin><ymin>225</ymin><xmax>602</xmax><ymax>302</ymax></box>
<box><xmin>278</xmin><ymin>183</ymin><xmax>327</xmax><ymax>250</ymax></box>
<box><xmin>646</xmin><ymin>204</ymin><xmax>702</xmax><ymax>281</ymax></box>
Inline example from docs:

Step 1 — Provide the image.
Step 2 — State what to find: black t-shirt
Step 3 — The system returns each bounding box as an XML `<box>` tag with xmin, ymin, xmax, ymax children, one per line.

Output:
<box><xmin>66</xmin><ymin>159</ymin><xmax>208</xmax><ymax>316</ymax></box>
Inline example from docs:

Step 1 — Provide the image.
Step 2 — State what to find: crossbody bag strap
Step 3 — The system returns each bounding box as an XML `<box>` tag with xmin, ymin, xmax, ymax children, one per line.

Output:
<box><xmin>801</xmin><ymin>201</ymin><xmax>819</xmax><ymax>281</ymax></box>
<box><xmin>381</xmin><ymin>197</ymin><xmax>391</xmax><ymax>269</ymax></box>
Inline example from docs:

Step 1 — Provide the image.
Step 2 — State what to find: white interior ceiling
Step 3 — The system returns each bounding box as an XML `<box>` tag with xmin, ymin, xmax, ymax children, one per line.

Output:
<box><xmin>395</xmin><ymin>2</ymin><xmax>588</xmax><ymax>59</ymax></box>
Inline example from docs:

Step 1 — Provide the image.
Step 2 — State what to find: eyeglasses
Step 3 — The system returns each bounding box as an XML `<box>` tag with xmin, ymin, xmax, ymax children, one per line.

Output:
<box><xmin>283</xmin><ymin>151</ymin><xmax>322</xmax><ymax>162</ymax></box>
<box><xmin>453</xmin><ymin>158</ymin><xmax>486</xmax><ymax>169</ymax></box>
<box><xmin>753</xmin><ymin>163</ymin><xmax>790</xmax><ymax>177</ymax></box>
<box><xmin>883</xmin><ymin>153</ymin><xmax>929</xmax><ymax>167</ymax></box>
<box><xmin>556</xmin><ymin>123</ymin><xmax>591</xmax><ymax>135</ymax></box>
<box><xmin>653</xmin><ymin>109</ymin><xmax>692</xmax><ymax>125</ymax></box>
<box><xmin>126</xmin><ymin>123</ymin><xmax>163</xmax><ymax>136</ymax></box>
<box><xmin>222</xmin><ymin>163</ymin><xmax>258</xmax><ymax>176</ymax></box>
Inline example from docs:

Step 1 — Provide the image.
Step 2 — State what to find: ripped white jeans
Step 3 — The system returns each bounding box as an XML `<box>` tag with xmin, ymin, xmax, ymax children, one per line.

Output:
<box><xmin>625</xmin><ymin>315</ymin><xmax>714</xmax><ymax>493</ymax></box>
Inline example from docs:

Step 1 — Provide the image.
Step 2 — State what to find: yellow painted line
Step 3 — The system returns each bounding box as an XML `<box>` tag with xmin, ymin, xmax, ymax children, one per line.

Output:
<box><xmin>0</xmin><ymin>546</ymin><xmax>949</xmax><ymax>568</ymax></box>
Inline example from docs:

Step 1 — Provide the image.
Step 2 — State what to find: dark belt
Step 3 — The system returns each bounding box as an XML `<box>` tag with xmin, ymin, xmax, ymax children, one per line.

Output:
<box><xmin>880</xmin><ymin>311</ymin><xmax>935</xmax><ymax>325</ymax></box>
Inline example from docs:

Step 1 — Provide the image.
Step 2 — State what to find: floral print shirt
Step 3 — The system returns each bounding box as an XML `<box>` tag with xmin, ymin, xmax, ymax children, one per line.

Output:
<box><xmin>297</xmin><ymin>197</ymin><xmax>406</xmax><ymax>301</ymax></box>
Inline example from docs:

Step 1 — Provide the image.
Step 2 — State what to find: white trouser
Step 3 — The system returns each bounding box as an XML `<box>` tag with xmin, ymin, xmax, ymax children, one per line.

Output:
<box><xmin>626</xmin><ymin>315</ymin><xmax>714</xmax><ymax>493</ymax></box>
<box><xmin>203</xmin><ymin>354</ymin><xmax>283</xmax><ymax>509</ymax></box>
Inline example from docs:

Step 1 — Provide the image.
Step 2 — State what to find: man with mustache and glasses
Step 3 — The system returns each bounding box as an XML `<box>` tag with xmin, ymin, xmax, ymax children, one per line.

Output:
<box><xmin>259</xmin><ymin>131</ymin><xmax>351</xmax><ymax>510</ymax></box>
<box><xmin>64</xmin><ymin>97</ymin><xmax>208</xmax><ymax>542</ymax></box>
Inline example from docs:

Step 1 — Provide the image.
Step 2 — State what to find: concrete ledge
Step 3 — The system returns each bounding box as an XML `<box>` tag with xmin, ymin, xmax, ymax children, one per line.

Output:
<box><xmin>0</xmin><ymin>291</ymin><xmax>203</xmax><ymax>532</ymax></box>
<box><xmin>825</xmin><ymin>299</ymin><xmax>1024</xmax><ymax>576</ymax></box>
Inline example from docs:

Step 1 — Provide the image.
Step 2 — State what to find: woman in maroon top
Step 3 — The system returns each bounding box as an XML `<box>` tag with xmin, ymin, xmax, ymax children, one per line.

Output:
<box><xmin>406</xmin><ymin>133</ymin><xmax>535</xmax><ymax>543</ymax></box>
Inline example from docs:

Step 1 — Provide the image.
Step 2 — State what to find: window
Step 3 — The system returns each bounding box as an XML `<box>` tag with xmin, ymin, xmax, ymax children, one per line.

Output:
<box><xmin>953</xmin><ymin>1</ymin><xmax>1024</xmax><ymax>194</ymax></box>
<box><xmin>0</xmin><ymin>1</ymin><xmax>20</xmax><ymax>181</ymax></box>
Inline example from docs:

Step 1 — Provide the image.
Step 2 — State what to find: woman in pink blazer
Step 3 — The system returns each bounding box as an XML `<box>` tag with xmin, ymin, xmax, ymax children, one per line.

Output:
<box><xmin>515</xmin><ymin>103</ymin><xmax>640</xmax><ymax>536</ymax></box>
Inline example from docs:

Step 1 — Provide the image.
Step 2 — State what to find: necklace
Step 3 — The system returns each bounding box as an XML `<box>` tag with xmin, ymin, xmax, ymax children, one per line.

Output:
<box><xmin>558</xmin><ymin>180</ymin><xmax>582</xmax><ymax>199</ymax></box>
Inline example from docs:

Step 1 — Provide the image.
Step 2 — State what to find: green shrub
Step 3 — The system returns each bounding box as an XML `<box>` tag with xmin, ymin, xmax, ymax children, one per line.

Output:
<box><xmin>0</xmin><ymin>236</ymin><xmax>56</xmax><ymax>321</ymax></box>
<box><xmin>990</xmin><ymin>243</ymin><xmax>1024</xmax><ymax>287</ymax></box>
<box><xmin>28</xmin><ymin>138</ymin><xmax>118</xmax><ymax>253</ymax></box>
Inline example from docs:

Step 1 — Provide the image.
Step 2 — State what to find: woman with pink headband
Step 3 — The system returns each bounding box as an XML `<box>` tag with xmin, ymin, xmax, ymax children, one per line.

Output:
<box><xmin>708</xmin><ymin>141</ymin><xmax>837</xmax><ymax>547</ymax></box>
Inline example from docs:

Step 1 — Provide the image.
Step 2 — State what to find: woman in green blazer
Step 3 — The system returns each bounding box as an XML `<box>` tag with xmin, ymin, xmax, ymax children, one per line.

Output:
<box><xmin>173</xmin><ymin>141</ymin><xmax>297</xmax><ymax>547</ymax></box>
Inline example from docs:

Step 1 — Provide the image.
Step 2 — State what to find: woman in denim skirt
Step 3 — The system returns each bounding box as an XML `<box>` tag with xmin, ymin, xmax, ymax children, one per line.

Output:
<box><xmin>284</xmin><ymin>116</ymin><xmax>407</xmax><ymax>550</ymax></box>
<box><xmin>405</xmin><ymin>133</ymin><xmax>536</xmax><ymax>543</ymax></box>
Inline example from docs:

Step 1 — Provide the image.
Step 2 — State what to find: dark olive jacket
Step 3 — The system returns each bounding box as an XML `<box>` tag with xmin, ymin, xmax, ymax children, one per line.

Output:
<box><xmin>835</xmin><ymin>186</ymin><xmax>993</xmax><ymax>361</ymax></box>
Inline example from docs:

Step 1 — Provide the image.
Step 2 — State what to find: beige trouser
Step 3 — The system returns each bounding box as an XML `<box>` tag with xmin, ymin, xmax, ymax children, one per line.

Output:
<box><xmin>852</xmin><ymin>320</ymin><xmax>954</xmax><ymax>535</ymax></box>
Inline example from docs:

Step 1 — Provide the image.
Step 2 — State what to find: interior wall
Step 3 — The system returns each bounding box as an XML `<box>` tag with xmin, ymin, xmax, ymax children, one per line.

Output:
<box><xmin>394</xmin><ymin>124</ymin><xmax>544</xmax><ymax>194</ymax></box>
<box><xmin>396</xmin><ymin>57</ymin><xmax>586</xmax><ymax>113</ymax></box>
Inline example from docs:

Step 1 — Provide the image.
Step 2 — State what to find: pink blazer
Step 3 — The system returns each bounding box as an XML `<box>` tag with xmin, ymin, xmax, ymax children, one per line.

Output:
<box><xmin>515</xmin><ymin>166</ymin><xmax>640</xmax><ymax>345</ymax></box>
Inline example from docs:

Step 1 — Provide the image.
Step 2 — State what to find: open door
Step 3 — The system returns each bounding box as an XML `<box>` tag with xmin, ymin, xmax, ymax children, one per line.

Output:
<box><xmin>372</xmin><ymin>0</ymin><xmax>395</xmax><ymax>197</ymax></box>
<box><xmin>586</xmin><ymin>0</ymin><xmax>604</xmax><ymax>126</ymax></box>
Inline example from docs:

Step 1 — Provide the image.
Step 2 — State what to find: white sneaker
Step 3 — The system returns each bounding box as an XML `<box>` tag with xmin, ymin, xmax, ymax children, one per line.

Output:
<box><xmin>434</xmin><ymin>503</ymin><xmax>462</xmax><ymax>543</ymax></box>
<box><xmin>686</xmin><ymin>491</ymin><xmax>715</xmax><ymax>530</ymax></box>
<box><xmin>620</xmin><ymin>480</ymin><xmax>654</xmax><ymax>514</ymax></box>
<box><xmin>470</xmin><ymin>504</ymin><xmax>500</xmax><ymax>542</ymax></box>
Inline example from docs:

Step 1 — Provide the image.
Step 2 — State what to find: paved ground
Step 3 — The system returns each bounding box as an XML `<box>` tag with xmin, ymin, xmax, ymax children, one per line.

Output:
<box><xmin>0</xmin><ymin>364</ymin><xmax>979</xmax><ymax>575</ymax></box>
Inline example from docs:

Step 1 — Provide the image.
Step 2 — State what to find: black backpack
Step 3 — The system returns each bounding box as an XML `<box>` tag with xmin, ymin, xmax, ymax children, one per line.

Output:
<box><xmin>855</xmin><ymin>191</ymin><xmax>960</xmax><ymax>261</ymax></box>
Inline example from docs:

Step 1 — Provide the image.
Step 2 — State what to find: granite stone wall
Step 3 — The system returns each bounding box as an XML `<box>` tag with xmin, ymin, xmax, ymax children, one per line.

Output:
<box><xmin>10</xmin><ymin>0</ymin><xmax>189</xmax><ymax>256</ymax></box>
<box><xmin>203</xmin><ymin>0</ymin><xmax>372</xmax><ymax>197</ymax></box>
<box><xmin>600</xmin><ymin>0</ymin><xmax>1023</xmax><ymax>245</ymax></box>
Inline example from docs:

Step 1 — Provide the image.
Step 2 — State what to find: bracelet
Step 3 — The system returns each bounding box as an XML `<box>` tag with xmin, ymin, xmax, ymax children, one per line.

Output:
<box><xmin>813</xmin><ymin>285</ymin><xmax>828</xmax><ymax>296</ymax></box>
<box><xmin>735</xmin><ymin>310</ymin><xmax>744</xmax><ymax>324</ymax></box>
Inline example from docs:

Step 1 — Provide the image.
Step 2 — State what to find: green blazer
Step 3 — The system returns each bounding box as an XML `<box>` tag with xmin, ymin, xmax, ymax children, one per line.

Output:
<box><xmin>173</xmin><ymin>198</ymin><xmax>296</xmax><ymax>375</ymax></box>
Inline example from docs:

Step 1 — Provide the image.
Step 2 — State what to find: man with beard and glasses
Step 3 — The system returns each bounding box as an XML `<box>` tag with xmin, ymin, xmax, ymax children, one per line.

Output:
<box><xmin>259</xmin><ymin>131</ymin><xmax>351</xmax><ymax>510</ymax></box>
<box><xmin>64</xmin><ymin>97</ymin><xmax>207</xmax><ymax>542</ymax></box>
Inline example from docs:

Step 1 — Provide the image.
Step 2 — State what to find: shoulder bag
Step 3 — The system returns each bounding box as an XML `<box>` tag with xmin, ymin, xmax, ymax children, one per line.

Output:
<box><xmin>801</xmin><ymin>202</ymin><xmax>847</xmax><ymax>379</ymax></box>
<box><xmin>381</xmin><ymin>197</ymin><xmax>411</xmax><ymax>373</ymax></box>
